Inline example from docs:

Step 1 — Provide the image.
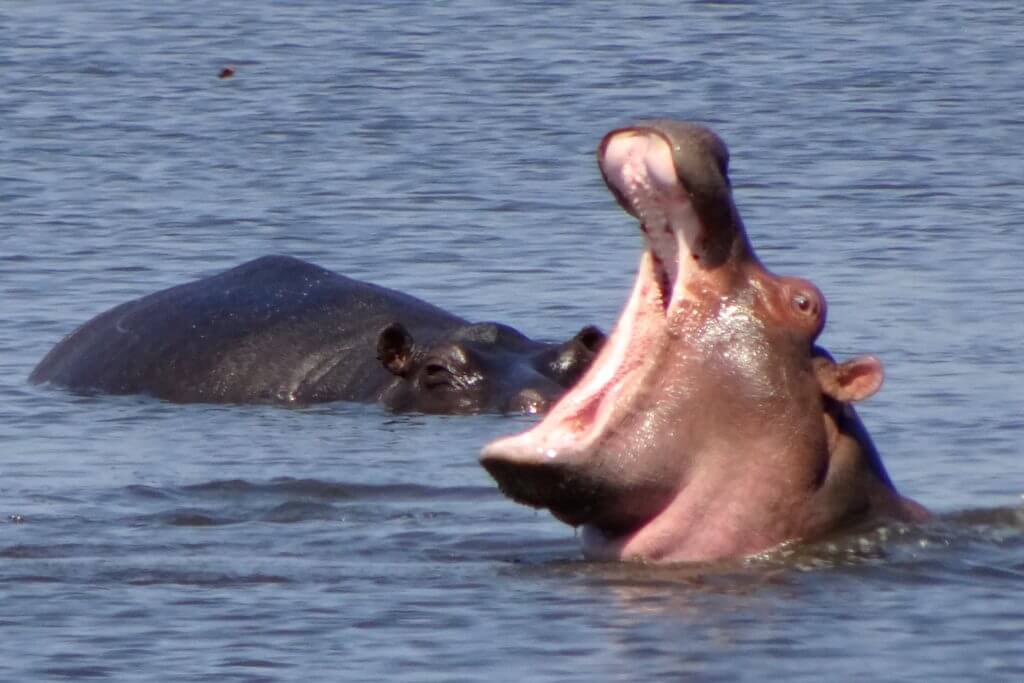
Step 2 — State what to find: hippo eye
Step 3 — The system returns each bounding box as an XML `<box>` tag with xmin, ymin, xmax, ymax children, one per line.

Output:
<box><xmin>423</xmin><ymin>363</ymin><xmax>455</xmax><ymax>389</ymax></box>
<box><xmin>792</xmin><ymin>292</ymin><xmax>815</xmax><ymax>315</ymax></box>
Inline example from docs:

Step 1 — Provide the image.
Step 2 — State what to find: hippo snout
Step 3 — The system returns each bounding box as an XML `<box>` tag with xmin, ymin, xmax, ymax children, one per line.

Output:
<box><xmin>480</xmin><ymin>447</ymin><xmax>593</xmax><ymax>526</ymax></box>
<box><xmin>481</xmin><ymin>431</ymin><xmax>679</xmax><ymax>536</ymax></box>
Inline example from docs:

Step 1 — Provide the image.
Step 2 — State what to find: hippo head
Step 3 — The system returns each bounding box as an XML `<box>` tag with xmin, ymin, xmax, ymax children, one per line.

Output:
<box><xmin>376</xmin><ymin>321</ymin><xmax>605</xmax><ymax>414</ymax></box>
<box><xmin>481</xmin><ymin>121</ymin><xmax>924</xmax><ymax>563</ymax></box>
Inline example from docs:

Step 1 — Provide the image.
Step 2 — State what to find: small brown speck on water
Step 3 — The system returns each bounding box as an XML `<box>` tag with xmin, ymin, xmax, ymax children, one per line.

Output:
<box><xmin>218</xmin><ymin>66</ymin><xmax>236</xmax><ymax>79</ymax></box>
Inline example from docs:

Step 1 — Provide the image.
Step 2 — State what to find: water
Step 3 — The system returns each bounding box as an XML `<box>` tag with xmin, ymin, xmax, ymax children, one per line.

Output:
<box><xmin>2</xmin><ymin>1</ymin><xmax>1023</xmax><ymax>680</ymax></box>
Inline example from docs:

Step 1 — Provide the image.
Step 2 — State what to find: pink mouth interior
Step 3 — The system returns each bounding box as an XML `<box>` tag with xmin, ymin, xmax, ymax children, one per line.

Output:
<box><xmin>486</xmin><ymin>130</ymin><xmax>707</xmax><ymax>459</ymax></box>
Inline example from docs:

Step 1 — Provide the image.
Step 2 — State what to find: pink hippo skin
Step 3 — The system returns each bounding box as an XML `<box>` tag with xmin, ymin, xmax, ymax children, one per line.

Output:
<box><xmin>480</xmin><ymin>121</ymin><xmax>928</xmax><ymax>564</ymax></box>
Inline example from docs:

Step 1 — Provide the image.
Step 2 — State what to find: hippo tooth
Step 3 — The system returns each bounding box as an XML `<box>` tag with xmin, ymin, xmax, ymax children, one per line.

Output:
<box><xmin>600</xmin><ymin>131</ymin><xmax>710</xmax><ymax>317</ymax></box>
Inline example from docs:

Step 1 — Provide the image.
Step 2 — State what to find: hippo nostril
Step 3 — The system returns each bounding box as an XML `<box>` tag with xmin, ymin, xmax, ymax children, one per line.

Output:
<box><xmin>511</xmin><ymin>388</ymin><xmax>548</xmax><ymax>415</ymax></box>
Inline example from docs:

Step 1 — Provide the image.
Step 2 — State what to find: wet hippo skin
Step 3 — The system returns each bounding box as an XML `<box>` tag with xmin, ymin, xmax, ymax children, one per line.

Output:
<box><xmin>481</xmin><ymin>121</ymin><xmax>927</xmax><ymax>562</ymax></box>
<box><xmin>30</xmin><ymin>255</ymin><xmax>604</xmax><ymax>414</ymax></box>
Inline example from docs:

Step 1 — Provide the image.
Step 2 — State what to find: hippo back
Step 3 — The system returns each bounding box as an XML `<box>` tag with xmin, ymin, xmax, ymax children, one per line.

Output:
<box><xmin>30</xmin><ymin>255</ymin><xmax>466</xmax><ymax>404</ymax></box>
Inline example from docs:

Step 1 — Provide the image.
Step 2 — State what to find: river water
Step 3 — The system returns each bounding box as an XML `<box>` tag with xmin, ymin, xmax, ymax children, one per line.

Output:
<box><xmin>2</xmin><ymin>1</ymin><xmax>1022</xmax><ymax>680</ymax></box>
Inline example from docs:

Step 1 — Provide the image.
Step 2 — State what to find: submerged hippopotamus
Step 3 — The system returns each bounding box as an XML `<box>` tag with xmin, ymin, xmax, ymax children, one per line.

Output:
<box><xmin>30</xmin><ymin>255</ymin><xmax>604</xmax><ymax>414</ymax></box>
<box><xmin>481</xmin><ymin>121</ymin><xmax>927</xmax><ymax>562</ymax></box>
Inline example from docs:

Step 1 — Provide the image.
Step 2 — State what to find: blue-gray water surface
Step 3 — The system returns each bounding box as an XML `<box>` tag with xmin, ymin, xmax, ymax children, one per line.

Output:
<box><xmin>2</xmin><ymin>2</ymin><xmax>1023</xmax><ymax>680</ymax></box>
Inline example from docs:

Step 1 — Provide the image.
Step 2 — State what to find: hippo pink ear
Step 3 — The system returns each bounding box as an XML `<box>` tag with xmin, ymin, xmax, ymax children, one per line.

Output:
<box><xmin>377</xmin><ymin>323</ymin><xmax>415</xmax><ymax>377</ymax></box>
<box><xmin>815</xmin><ymin>355</ymin><xmax>884</xmax><ymax>403</ymax></box>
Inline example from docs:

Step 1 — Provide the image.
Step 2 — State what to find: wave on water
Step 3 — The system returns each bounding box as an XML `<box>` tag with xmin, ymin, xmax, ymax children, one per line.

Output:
<box><xmin>174</xmin><ymin>477</ymin><xmax>493</xmax><ymax>501</ymax></box>
<box><xmin>112</xmin><ymin>477</ymin><xmax>499</xmax><ymax>528</ymax></box>
<box><xmin>729</xmin><ymin>504</ymin><xmax>1024</xmax><ymax>572</ymax></box>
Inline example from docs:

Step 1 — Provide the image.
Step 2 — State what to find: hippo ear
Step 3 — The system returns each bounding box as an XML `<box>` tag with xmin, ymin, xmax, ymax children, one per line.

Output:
<box><xmin>815</xmin><ymin>355</ymin><xmax>884</xmax><ymax>403</ymax></box>
<box><xmin>573</xmin><ymin>325</ymin><xmax>606</xmax><ymax>353</ymax></box>
<box><xmin>377</xmin><ymin>323</ymin><xmax>416</xmax><ymax>377</ymax></box>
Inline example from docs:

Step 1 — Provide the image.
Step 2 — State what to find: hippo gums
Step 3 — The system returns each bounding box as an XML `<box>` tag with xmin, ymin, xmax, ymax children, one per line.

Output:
<box><xmin>30</xmin><ymin>255</ymin><xmax>605</xmax><ymax>414</ymax></box>
<box><xmin>481</xmin><ymin>121</ymin><xmax>927</xmax><ymax>562</ymax></box>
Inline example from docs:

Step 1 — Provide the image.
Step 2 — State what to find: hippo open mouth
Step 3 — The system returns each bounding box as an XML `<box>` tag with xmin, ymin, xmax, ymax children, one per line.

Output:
<box><xmin>481</xmin><ymin>121</ymin><xmax>919</xmax><ymax>563</ymax></box>
<box><xmin>481</xmin><ymin>122</ymin><xmax>744</xmax><ymax>538</ymax></box>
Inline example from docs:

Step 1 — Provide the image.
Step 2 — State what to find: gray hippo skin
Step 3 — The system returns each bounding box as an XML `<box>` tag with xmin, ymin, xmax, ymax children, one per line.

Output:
<box><xmin>481</xmin><ymin>121</ymin><xmax>927</xmax><ymax>562</ymax></box>
<box><xmin>30</xmin><ymin>255</ymin><xmax>604</xmax><ymax>414</ymax></box>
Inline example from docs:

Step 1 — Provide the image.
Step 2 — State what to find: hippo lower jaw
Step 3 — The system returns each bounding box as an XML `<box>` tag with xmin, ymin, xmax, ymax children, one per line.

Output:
<box><xmin>481</xmin><ymin>251</ymin><xmax>674</xmax><ymax>478</ymax></box>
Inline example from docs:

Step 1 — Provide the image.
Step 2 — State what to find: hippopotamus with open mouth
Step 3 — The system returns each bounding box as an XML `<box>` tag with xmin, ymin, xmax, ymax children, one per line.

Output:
<box><xmin>481</xmin><ymin>121</ymin><xmax>927</xmax><ymax>562</ymax></box>
<box><xmin>30</xmin><ymin>255</ymin><xmax>604</xmax><ymax>414</ymax></box>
